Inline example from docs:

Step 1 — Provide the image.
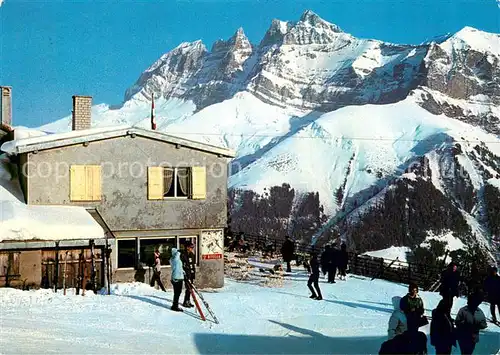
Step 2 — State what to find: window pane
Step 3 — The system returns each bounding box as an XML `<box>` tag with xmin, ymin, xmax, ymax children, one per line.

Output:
<box><xmin>179</xmin><ymin>236</ymin><xmax>198</xmax><ymax>265</ymax></box>
<box><xmin>140</xmin><ymin>238</ymin><xmax>177</xmax><ymax>267</ymax></box>
<box><xmin>163</xmin><ymin>168</ymin><xmax>174</xmax><ymax>197</ymax></box>
<box><xmin>117</xmin><ymin>239</ymin><xmax>136</xmax><ymax>268</ymax></box>
<box><xmin>177</xmin><ymin>168</ymin><xmax>189</xmax><ymax>197</ymax></box>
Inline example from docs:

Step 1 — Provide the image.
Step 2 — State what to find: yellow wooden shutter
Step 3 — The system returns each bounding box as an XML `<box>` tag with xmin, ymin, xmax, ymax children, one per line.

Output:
<box><xmin>191</xmin><ymin>166</ymin><xmax>206</xmax><ymax>199</ymax></box>
<box><xmin>70</xmin><ymin>165</ymin><xmax>86</xmax><ymax>201</ymax></box>
<box><xmin>89</xmin><ymin>165</ymin><xmax>102</xmax><ymax>200</ymax></box>
<box><xmin>148</xmin><ymin>167</ymin><xmax>164</xmax><ymax>200</ymax></box>
<box><xmin>85</xmin><ymin>166</ymin><xmax>94</xmax><ymax>200</ymax></box>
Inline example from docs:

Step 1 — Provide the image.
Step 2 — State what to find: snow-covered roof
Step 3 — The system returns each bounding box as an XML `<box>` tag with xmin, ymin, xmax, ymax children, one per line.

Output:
<box><xmin>0</xmin><ymin>154</ymin><xmax>104</xmax><ymax>242</ymax></box>
<box><xmin>1</xmin><ymin>125</ymin><xmax>236</xmax><ymax>158</ymax></box>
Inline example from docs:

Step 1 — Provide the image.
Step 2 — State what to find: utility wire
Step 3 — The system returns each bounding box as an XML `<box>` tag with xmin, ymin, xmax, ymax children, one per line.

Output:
<box><xmin>164</xmin><ymin>131</ymin><xmax>500</xmax><ymax>144</ymax></box>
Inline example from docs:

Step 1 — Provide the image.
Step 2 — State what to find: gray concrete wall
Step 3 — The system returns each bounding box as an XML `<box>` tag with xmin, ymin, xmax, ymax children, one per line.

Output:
<box><xmin>23</xmin><ymin>135</ymin><xmax>229</xmax><ymax>231</ymax></box>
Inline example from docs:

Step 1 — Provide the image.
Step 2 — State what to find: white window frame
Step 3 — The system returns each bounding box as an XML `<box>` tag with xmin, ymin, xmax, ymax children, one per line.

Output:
<box><xmin>115</xmin><ymin>237</ymin><xmax>137</xmax><ymax>270</ymax></box>
<box><xmin>163</xmin><ymin>167</ymin><xmax>190</xmax><ymax>199</ymax></box>
<box><xmin>115</xmin><ymin>235</ymin><xmax>200</xmax><ymax>270</ymax></box>
<box><xmin>139</xmin><ymin>236</ymin><xmax>177</xmax><ymax>268</ymax></box>
<box><xmin>177</xmin><ymin>235</ymin><xmax>199</xmax><ymax>265</ymax></box>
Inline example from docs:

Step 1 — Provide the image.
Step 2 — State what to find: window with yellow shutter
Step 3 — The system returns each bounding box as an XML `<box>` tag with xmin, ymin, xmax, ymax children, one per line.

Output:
<box><xmin>191</xmin><ymin>166</ymin><xmax>206</xmax><ymax>200</ymax></box>
<box><xmin>69</xmin><ymin>165</ymin><xmax>102</xmax><ymax>201</ymax></box>
<box><xmin>148</xmin><ymin>167</ymin><xmax>192</xmax><ymax>199</ymax></box>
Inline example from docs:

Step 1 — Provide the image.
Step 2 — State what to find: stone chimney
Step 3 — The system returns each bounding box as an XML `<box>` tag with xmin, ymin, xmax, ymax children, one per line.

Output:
<box><xmin>0</xmin><ymin>86</ymin><xmax>12</xmax><ymax>127</ymax></box>
<box><xmin>72</xmin><ymin>95</ymin><xmax>92</xmax><ymax>130</ymax></box>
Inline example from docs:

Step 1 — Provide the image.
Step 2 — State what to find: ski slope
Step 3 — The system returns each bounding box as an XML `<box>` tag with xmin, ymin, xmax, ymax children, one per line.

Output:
<box><xmin>1</xmin><ymin>270</ymin><xmax>498</xmax><ymax>354</ymax></box>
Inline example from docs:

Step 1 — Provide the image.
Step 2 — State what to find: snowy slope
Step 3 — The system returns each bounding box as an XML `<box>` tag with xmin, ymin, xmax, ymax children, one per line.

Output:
<box><xmin>227</xmin><ymin>92</ymin><xmax>500</xmax><ymax>215</ymax></box>
<box><xmin>1</xmin><ymin>273</ymin><xmax>499</xmax><ymax>354</ymax></box>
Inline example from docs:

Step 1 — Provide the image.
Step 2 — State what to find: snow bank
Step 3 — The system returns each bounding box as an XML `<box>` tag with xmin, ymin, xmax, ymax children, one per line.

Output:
<box><xmin>362</xmin><ymin>246</ymin><xmax>410</xmax><ymax>262</ymax></box>
<box><xmin>420</xmin><ymin>231</ymin><xmax>465</xmax><ymax>252</ymax></box>
<box><xmin>488</xmin><ymin>178</ymin><xmax>500</xmax><ymax>191</ymax></box>
<box><xmin>0</xmin><ymin>154</ymin><xmax>104</xmax><ymax>242</ymax></box>
<box><xmin>1</xmin><ymin>125</ymin><xmax>130</xmax><ymax>154</ymax></box>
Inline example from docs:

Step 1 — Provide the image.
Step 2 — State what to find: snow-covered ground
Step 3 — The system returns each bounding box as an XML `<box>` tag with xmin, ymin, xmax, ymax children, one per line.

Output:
<box><xmin>362</xmin><ymin>246</ymin><xmax>411</xmax><ymax>262</ymax></box>
<box><xmin>1</xmin><ymin>269</ymin><xmax>498</xmax><ymax>354</ymax></box>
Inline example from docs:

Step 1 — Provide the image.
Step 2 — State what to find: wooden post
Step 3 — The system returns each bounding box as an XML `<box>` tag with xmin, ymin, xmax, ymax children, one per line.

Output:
<box><xmin>54</xmin><ymin>241</ymin><xmax>60</xmax><ymax>292</ymax></box>
<box><xmin>63</xmin><ymin>251</ymin><xmax>69</xmax><ymax>295</ymax></box>
<box><xmin>76</xmin><ymin>249</ymin><xmax>83</xmax><ymax>295</ymax></box>
<box><xmin>90</xmin><ymin>239</ymin><xmax>96</xmax><ymax>293</ymax></box>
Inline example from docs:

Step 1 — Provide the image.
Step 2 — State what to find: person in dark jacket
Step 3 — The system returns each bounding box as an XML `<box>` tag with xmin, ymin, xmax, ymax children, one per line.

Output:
<box><xmin>307</xmin><ymin>252</ymin><xmax>322</xmax><ymax>300</ymax></box>
<box><xmin>483</xmin><ymin>266</ymin><xmax>500</xmax><ymax>323</ymax></box>
<box><xmin>440</xmin><ymin>262</ymin><xmax>461</xmax><ymax>310</ymax></box>
<box><xmin>400</xmin><ymin>282</ymin><xmax>426</xmax><ymax>332</ymax></box>
<box><xmin>338</xmin><ymin>242</ymin><xmax>348</xmax><ymax>280</ymax></box>
<box><xmin>281</xmin><ymin>236</ymin><xmax>295</xmax><ymax>273</ymax></box>
<box><xmin>455</xmin><ymin>291</ymin><xmax>487</xmax><ymax>354</ymax></box>
<box><xmin>181</xmin><ymin>241</ymin><xmax>196</xmax><ymax>308</ymax></box>
<box><xmin>431</xmin><ymin>299</ymin><xmax>456</xmax><ymax>354</ymax></box>
<box><xmin>321</xmin><ymin>245</ymin><xmax>337</xmax><ymax>283</ymax></box>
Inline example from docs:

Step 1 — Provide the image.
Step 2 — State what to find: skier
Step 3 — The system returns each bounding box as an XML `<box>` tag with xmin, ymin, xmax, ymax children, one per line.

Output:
<box><xmin>338</xmin><ymin>242</ymin><xmax>348</xmax><ymax>281</ymax></box>
<box><xmin>307</xmin><ymin>252</ymin><xmax>322</xmax><ymax>300</ymax></box>
<box><xmin>181</xmin><ymin>241</ymin><xmax>196</xmax><ymax>308</ymax></box>
<box><xmin>455</xmin><ymin>291</ymin><xmax>488</xmax><ymax>354</ymax></box>
<box><xmin>439</xmin><ymin>262</ymin><xmax>461</xmax><ymax>311</ymax></box>
<box><xmin>388</xmin><ymin>296</ymin><xmax>407</xmax><ymax>340</ymax></box>
<box><xmin>483</xmin><ymin>266</ymin><xmax>500</xmax><ymax>323</ymax></box>
<box><xmin>430</xmin><ymin>299</ymin><xmax>456</xmax><ymax>355</ymax></box>
<box><xmin>170</xmin><ymin>248</ymin><xmax>185</xmax><ymax>312</ymax></box>
<box><xmin>400</xmin><ymin>282</ymin><xmax>427</xmax><ymax>332</ymax></box>
<box><xmin>321</xmin><ymin>245</ymin><xmax>337</xmax><ymax>283</ymax></box>
<box><xmin>320</xmin><ymin>245</ymin><xmax>332</xmax><ymax>280</ymax></box>
<box><xmin>150</xmin><ymin>247</ymin><xmax>166</xmax><ymax>292</ymax></box>
<box><xmin>280</xmin><ymin>236</ymin><xmax>295</xmax><ymax>273</ymax></box>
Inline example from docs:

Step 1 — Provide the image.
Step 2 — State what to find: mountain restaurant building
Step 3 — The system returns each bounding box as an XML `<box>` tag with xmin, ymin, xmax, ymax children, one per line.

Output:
<box><xmin>0</xmin><ymin>95</ymin><xmax>235</xmax><ymax>289</ymax></box>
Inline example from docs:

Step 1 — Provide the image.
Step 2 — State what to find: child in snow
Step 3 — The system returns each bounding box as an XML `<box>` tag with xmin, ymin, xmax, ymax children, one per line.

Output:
<box><xmin>307</xmin><ymin>252</ymin><xmax>322</xmax><ymax>300</ymax></box>
<box><xmin>388</xmin><ymin>296</ymin><xmax>407</xmax><ymax>340</ymax></box>
<box><xmin>170</xmin><ymin>248</ymin><xmax>185</xmax><ymax>312</ymax></box>
<box><xmin>455</xmin><ymin>291</ymin><xmax>488</xmax><ymax>354</ymax></box>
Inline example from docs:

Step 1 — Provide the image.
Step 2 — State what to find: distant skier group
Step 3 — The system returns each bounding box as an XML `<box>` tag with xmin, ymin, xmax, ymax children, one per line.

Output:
<box><xmin>280</xmin><ymin>237</ymin><xmax>349</xmax><ymax>301</ymax></box>
<box><xmin>379</xmin><ymin>263</ymin><xmax>500</xmax><ymax>354</ymax></box>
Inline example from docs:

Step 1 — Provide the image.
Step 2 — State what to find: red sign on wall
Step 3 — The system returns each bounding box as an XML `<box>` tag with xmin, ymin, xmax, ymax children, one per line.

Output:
<box><xmin>202</xmin><ymin>253</ymin><xmax>223</xmax><ymax>260</ymax></box>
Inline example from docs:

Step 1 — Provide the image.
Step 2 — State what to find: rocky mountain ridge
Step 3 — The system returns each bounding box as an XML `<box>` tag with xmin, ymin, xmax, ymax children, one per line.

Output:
<box><xmin>122</xmin><ymin>10</ymin><xmax>499</xmax><ymax>134</ymax></box>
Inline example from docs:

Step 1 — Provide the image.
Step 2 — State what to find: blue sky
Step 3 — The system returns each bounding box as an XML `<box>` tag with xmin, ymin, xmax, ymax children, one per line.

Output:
<box><xmin>0</xmin><ymin>0</ymin><xmax>498</xmax><ymax>128</ymax></box>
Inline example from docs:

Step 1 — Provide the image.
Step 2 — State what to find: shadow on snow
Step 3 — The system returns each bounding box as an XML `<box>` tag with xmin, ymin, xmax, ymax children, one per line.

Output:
<box><xmin>193</xmin><ymin>320</ymin><xmax>500</xmax><ymax>354</ymax></box>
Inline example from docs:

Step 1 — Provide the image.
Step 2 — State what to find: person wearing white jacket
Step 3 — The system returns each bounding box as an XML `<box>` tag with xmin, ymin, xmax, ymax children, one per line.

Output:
<box><xmin>170</xmin><ymin>248</ymin><xmax>185</xmax><ymax>312</ymax></box>
<box><xmin>388</xmin><ymin>296</ymin><xmax>408</xmax><ymax>340</ymax></box>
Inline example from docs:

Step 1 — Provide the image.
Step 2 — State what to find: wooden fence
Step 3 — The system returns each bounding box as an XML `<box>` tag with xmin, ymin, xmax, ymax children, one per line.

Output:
<box><xmin>41</xmin><ymin>247</ymin><xmax>104</xmax><ymax>292</ymax></box>
<box><xmin>229</xmin><ymin>233</ymin><xmax>449</xmax><ymax>291</ymax></box>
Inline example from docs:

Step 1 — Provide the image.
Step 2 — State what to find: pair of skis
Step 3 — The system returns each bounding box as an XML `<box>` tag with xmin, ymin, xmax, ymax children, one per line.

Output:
<box><xmin>186</xmin><ymin>279</ymin><xmax>219</xmax><ymax>324</ymax></box>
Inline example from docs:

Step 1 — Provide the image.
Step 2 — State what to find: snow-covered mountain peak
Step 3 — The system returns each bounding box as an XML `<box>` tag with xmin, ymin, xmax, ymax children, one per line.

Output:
<box><xmin>259</xmin><ymin>18</ymin><xmax>291</xmax><ymax>47</ymax></box>
<box><xmin>283</xmin><ymin>10</ymin><xmax>346</xmax><ymax>45</ymax></box>
<box><xmin>442</xmin><ymin>26</ymin><xmax>500</xmax><ymax>56</ymax></box>
<box><xmin>299</xmin><ymin>9</ymin><xmax>343</xmax><ymax>32</ymax></box>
